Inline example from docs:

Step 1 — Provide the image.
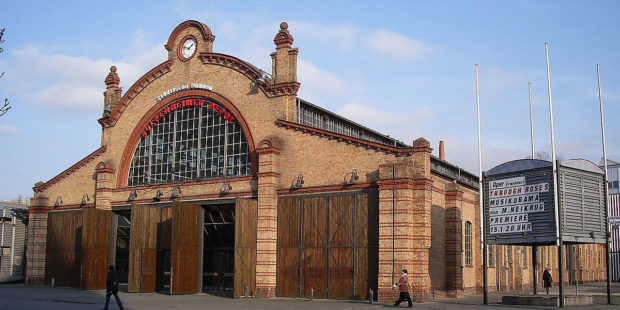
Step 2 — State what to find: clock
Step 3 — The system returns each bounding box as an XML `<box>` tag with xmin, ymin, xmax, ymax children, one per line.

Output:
<box><xmin>179</xmin><ymin>37</ymin><xmax>197</xmax><ymax>60</ymax></box>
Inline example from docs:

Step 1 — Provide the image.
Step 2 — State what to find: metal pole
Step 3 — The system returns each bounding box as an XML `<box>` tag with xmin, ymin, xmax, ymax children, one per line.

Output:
<box><xmin>529</xmin><ymin>82</ymin><xmax>535</xmax><ymax>159</ymax></box>
<box><xmin>210</xmin><ymin>0</ymin><xmax>214</xmax><ymax>30</ymax></box>
<box><xmin>597</xmin><ymin>64</ymin><xmax>612</xmax><ymax>305</ymax></box>
<box><xmin>476</xmin><ymin>64</ymin><xmax>488</xmax><ymax>305</ymax></box>
<box><xmin>533</xmin><ymin>246</ymin><xmax>538</xmax><ymax>294</ymax></box>
<box><xmin>545</xmin><ymin>42</ymin><xmax>563</xmax><ymax>307</ymax></box>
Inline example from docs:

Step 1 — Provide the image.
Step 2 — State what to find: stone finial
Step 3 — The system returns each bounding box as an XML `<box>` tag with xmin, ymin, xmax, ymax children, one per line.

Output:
<box><xmin>105</xmin><ymin>66</ymin><xmax>120</xmax><ymax>87</ymax></box>
<box><xmin>273</xmin><ymin>21</ymin><xmax>294</xmax><ymax>48</ymax></box>
<box><xmin>413</xmin><ymin>137</ymin><xmax>430</xmax><ymax>149</ymax></box>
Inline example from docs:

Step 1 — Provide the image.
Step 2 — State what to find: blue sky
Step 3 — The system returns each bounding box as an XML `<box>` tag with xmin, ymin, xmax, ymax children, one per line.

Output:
<box><xmin>0</xmin><ymin>0</ymin><xmax>618</xmax><ymax>201</ymax></box>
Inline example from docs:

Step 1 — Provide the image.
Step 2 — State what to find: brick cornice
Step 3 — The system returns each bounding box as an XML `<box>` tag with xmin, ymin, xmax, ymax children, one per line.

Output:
<box><xmin>28</xmin><ymin>206</ymin><xmax>50</xmax><ymax>214</ymax></box>
<box><xmin>100</xmin><ymin>61</ymin><xmax>173</xmax><ymax>128</ymax></box>
<box><xmin>377</xmin><ymin>178</ymin><xmax>433</xmax><ymax>190</ymax></box>
<box><xmin>277</xmin><ymin>183</ymin><xmax>376</xmax><ymax>195</ymax></box>
<box><xmin>33</xmin><ymin>146</ymin><xmax>106</xmax><ymax>193</ymax></box>
<box><xmin>257</xmin><ymin>172</ymin><xmax>280</xmax><ymax>178</ymax></box>
<box><xmin>275</xmin><ymin>119</ymin><xmax>415</xmax><ymax>156</ymax></box>
<box><xmin>198</xmin><ymin>53</ymin><xmax>299</xmax><ymax>98</ymax></box>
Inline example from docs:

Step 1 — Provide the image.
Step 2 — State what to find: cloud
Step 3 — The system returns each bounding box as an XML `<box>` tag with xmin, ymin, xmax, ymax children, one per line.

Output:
<box><xmin>363</xmin><ymin>29</ymin><xmax>432</xmax><ymax>61</ymax></box>
<box><xmin>291</xmin><ymin>22</ymin><xmax>356</xmax><ymax>51</ymax></box>
<box><xmin>7</xmin><ymin>35</ymin><xmax>167</xmax><ymax>111</ymax></box>
<box><xmin>296</xmin><ymin>59</ymin><xmax>365</xmax><ymax>107</ymax></box>
<box><xmin>0</xmin><ymin>125</ymin><xmax>20</xmax><ymax>135</ymax></box>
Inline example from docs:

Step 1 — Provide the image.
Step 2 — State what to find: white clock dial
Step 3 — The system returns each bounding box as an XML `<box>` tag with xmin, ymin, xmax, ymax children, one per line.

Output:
<box><xmin>181</xmin><ymin>38</ymin><xmax>196</xmax><ymax>59</ymax></box>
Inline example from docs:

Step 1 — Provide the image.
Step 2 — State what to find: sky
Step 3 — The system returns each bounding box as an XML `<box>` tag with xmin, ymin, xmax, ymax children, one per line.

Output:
<box><xmin>0</xmin><ymin>0</ymin><xmax>619</xmax><ymax>201</ymax></box>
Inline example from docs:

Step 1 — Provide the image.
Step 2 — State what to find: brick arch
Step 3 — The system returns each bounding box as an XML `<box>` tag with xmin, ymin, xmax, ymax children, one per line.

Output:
<box><xmin>116</xmin><ymin>89</ymin><xmax>257</xmax><ymax>188</ymax></box>
<box><xmin>165</xmin><ymin>20</ymin><xmax>214</xmax><ymax>51</ymax></box>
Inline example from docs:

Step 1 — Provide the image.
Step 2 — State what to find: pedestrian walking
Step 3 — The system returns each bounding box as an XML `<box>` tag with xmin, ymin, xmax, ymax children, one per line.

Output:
<box><xmin>393</xmin><ymin>269</ymin><xmax>413</xmax><ymax>308</ymax></box>
<box><xmin>542</xmin><ymin>268</ymin><xmax>553</xmax><ymax>295</ymax></box>
<box><xmin>104</xmin><ymin>265</ymin><xmax>124</xmax><ymax>310</ymax></box>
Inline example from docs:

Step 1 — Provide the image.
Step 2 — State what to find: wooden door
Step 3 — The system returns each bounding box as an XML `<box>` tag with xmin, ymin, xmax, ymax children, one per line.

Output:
<box><xmin>354</xmin><ymin>192</ymin><xmax>379</xmax><ymax>300</ymax></box>
<box><xmin>45</xmin><ymin>210</ymin><xmax>83</xmax><ymax>287</ymax></box>
<box><xmin>128</xmin><ymin>205</ymin><xmax>159</xmax><ymax>292</ymax></box>
<box><xmin>81</xmin><ymin>208</ymin><xmax>111</xmax><ymax>289</ymax></box>
<box><xmin>276</xmin><ymin>197</ymin><xmax>301</xmax><ymax>297</ymax></box>
<box><xmin>328</xmin><ymin>195</ymin><xmax>354</xmax><ymax>299</ymax></box>
<box><xmin>302</xmin><ymin>196</ymin><xmax>327</xmax><ymax>298</ymax></box>
<box><xmin>234</xmin><ymin>198</ymin><xmax>257</xmax><ymax>297</ymax></box>
<box><xmin>170</xmin><ymin>202</ymin><xmax>203</xmax><ymax>294</ymax></box>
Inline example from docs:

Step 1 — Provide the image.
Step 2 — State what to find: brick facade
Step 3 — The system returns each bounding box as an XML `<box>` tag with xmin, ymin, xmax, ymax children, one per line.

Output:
<box><xmin>26</xmin><ymin>20</ymin><xmax>606</xmax><ymax>302</ymax></box>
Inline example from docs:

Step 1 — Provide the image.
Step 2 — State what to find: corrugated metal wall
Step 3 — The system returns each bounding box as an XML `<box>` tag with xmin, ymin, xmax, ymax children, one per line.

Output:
<box><xmin>558</xmin><ymin>166</ymin><xmax>606</xmax><ymax>243</ymax></box>
<box><xmin>0</xmin><ymin>207</ymin><xmax>27</xmax><ymax>282</ymax></box>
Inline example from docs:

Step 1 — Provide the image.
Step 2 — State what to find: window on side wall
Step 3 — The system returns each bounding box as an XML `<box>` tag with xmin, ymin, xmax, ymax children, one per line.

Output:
<box><xmin>465</xmin><ymin>221</ymin><xmax>472</xmax><ymax>266</ymax></box>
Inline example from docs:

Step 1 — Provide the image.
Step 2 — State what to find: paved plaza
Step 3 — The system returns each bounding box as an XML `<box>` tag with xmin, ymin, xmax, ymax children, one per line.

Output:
<box><xmin>1</xmin><ymin>282</ymin><xmax>620</xmax><ymax>310</ymax></box>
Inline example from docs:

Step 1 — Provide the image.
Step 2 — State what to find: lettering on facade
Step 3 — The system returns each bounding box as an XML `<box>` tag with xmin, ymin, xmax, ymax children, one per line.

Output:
<box><xmin>488</xmin><ymin>176</ymin><xmax>549</xmax><ymax>235</ymax></box>
<box><xmin>140</xmin><ymin>99</ymin><xmax>235</xmax><ymax>137</ymax></box>
<box><xmin>156</xmin><ymin>83</ymin><xmax>213</xmax><ymax>102</ymax></box>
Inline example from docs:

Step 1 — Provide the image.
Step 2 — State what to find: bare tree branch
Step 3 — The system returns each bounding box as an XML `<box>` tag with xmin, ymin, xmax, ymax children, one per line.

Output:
<box><xmin>0</xmin><ymin>98</ymin><xmax>10</xmax><ymax>117</ymax></box>
<box><xmin>0</xmin><ymin>27</ymin><xmax>9</xmax><ymax>118</ymax></box>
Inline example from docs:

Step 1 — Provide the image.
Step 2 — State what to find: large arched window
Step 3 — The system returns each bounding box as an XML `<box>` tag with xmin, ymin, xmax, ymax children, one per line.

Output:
<box><xmin>128</xmin><ymin>98</ymin><xmax>251</xmax><ymax>186</ymax></box>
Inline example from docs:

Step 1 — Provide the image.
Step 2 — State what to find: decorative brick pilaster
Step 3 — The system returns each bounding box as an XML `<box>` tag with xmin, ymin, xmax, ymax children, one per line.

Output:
<box><xmin>255</xmin><ymin>140</ymin><xmax>280</xmax><ymax>298</ymax></box>
<box><xmin>25</xmin><ymin>194</ymin><xmax>49</xmax><ymax>286</ymax></box>
<box><xmin>445</xmin><ymin>183</ymin><xmax>464</xmax><ymax>297</ymax></box>
<box><xmin>95</xmin><ymin>162</ymin><xmax>115</xmax><ymax>210</ymax></box>
<box><xmin>377</xmin><ymin>143</ymin><xmax>433</xmax><ymax>303</ymax></box>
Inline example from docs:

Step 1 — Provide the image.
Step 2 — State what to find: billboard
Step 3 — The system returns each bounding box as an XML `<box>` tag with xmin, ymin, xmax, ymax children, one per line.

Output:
<box><xmin>485</xmin><ymin>159</ymin><xmax>557</xmax><ymax>245</ymax></box>
<box><xmin>484</xmin><ymin>159</ymin><xmax>607</xmax><ymax>246</ymax></box>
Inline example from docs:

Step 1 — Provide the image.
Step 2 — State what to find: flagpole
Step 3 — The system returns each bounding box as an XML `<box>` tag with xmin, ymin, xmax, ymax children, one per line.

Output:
<box><xmin>597</xmin><ymin>64</ymin><xmax>612</xmax><ymax>304</ymax></box>
<box><xmin>476</xmin><ymin>64</ymin><xmax>488</xmax><ymax>305</ymax></box>
<box><xmin>210</xmin><ymin>0</ymin><xmax>214</xmax><ymax>30</ymax></box>
<box><xmin>529</xmin><ymin>82</ymin><xmax>535</xmax><ymax>159</ymax></box>
<box><xmin>545</xmin><ymin>42</ymin><xmax>564</xmax><ymax>307</ymax></box>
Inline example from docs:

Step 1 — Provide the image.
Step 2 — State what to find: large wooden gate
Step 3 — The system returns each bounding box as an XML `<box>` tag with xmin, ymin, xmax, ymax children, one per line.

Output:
<box><xmin>276</xmin><ymin>197</ymin><xmax>301</xmax><ymax>297</ymax></box>
<box><xmin>81</xmin><ymin>208</ymin><xmax>111</xmax><ymax>289</ymax></box>
<box><xmin>128</xmin><ymin>205</ymin><xmax>159</xmax><ymax>292</ymax></box>
<box><xmin>170</xmin><ymin>202</ymin><xmax>203</xmax><ymax>294</ymax></box>
<box><xmin>45</xmin><ymin>210</ymin><xmax>83</xmax><ymax>287</ymax></box>
<box><xmin>234</xmin><ymin>198</ymin><xmax>257</xmax><ymax>297</ymax></box>
<box><xmin>276</xmin><ymin>192</ymin><xmax>378</xmax><ymax>300</ymax></box>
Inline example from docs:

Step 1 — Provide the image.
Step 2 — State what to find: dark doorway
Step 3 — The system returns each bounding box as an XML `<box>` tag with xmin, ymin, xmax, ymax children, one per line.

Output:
<box><xmin>202</xmin><ymin>204</ymin><xmax>235</xmax><ymax>295</ymax></box>
<box><xmin>114</xmin><ymin>210</ymin><xmax>131</xmax><ymax>285</ymax></box>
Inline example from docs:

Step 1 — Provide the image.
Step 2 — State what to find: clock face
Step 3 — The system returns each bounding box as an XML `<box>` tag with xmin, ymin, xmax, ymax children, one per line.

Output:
<box><xmin>181</xmin><ymin>37</ymin><xmax>197</xmax><ymax>59</ymax></box>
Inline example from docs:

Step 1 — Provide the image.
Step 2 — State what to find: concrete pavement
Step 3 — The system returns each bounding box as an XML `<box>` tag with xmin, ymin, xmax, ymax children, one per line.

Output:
<box><xmin>1</xmin><ymin>282</ymin><xmax>620</xmax><ymax>310</ymax></box>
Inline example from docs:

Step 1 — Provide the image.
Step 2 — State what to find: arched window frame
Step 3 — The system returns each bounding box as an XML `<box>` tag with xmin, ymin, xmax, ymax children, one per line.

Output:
<box><xmin>127</xmin><ymin>96</ymin><xmax>252</xmax><ymax>186</ymax></box>
<box><xmin>465</xmin><ymin>220</ymin><xmax>472</xmax><ymax>266</ymax></box>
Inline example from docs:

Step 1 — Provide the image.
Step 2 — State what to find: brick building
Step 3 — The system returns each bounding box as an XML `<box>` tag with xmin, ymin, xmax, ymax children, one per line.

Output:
<box><xmin>25</xmin><ymin>20</ymin><xmax>605</xmax><ymax>301</ymax></box>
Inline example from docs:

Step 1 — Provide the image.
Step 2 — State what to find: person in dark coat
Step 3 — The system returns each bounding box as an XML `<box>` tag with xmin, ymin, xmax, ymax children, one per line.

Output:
<box><xmin>542</xmin><ymin>268</ymin><xmax>553</xmax><ymax>295</ymax></box>
<box><xmin>393</xmin><ymin>269</ymin><xmax>413</xmax><ymax>308</ymax></box>
<box><xmin>104</xmin><ymin>265</ymin><xmax>124</xmax><ymax>310</ymax></box>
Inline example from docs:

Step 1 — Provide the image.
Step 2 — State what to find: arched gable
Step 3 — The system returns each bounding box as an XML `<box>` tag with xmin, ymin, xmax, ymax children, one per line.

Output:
<box><xmin>117</xmin><ymin>89</ymin><xmax>257</xmax><ymax>187</ymax></box>
<box><xmin>165</xmin><ymin>20</ymin><xmax>215</xmax><ymax>52</ymax></box>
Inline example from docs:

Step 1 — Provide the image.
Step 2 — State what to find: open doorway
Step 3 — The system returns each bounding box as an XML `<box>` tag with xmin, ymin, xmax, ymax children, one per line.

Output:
<box><xmin>202</xmin><ymin>204</ymin><xmax>235</xmax><ymax>296</ymax></box>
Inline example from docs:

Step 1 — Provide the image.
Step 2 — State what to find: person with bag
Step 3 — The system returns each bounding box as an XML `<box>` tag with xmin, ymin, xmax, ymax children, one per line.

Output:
<box><xmin>104</xmin><ymin>265</ymin><xmax>124</xmax><ymax>310</ymax></box>
<box><xmin>393</xmin><ymin>269</ymin><xmax>413</xmax><ymax>308</ymax></box>
<box><xmin>542</xmin><ymin>268</ymin><xmax>553</xmax><ymax>295</ymax></box>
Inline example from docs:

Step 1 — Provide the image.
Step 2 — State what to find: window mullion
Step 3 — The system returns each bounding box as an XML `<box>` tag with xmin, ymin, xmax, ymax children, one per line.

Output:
<box><xmin>172</xmin><ymin>108</ymin><xmax>179</xmax><ymax>182</ymax></box>
<box><xmin>197</xmin><ymin>105</ymin><xmax>204</xmax><ymax>179</ymax></box>
<box><xmin>223</xmin><ymin>117</ymin><xmax>228</xmax><ymax>176</ymax></box>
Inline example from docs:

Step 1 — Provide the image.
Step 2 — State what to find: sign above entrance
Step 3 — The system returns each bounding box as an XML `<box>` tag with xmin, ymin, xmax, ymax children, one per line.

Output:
<box><xmin>140</xmin><ymin>98</ymin><xmax>236</xmax><ymax>137</ymax></box>
<box><xmin>157</xmin><ymin>83</ymin><xmax>213</xmax><ymax>102</ymax></box>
